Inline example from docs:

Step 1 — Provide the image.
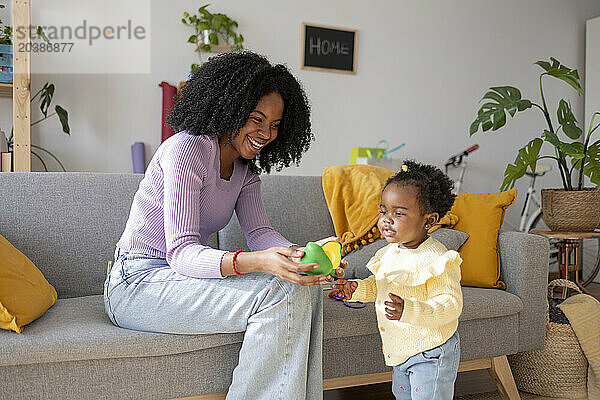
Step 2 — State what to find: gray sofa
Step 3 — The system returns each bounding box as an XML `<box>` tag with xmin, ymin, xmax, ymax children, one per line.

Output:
<box><xmin>0</xmin><ymin>172</ymin><xmax>549</xmax><ymax>400</ymax></box>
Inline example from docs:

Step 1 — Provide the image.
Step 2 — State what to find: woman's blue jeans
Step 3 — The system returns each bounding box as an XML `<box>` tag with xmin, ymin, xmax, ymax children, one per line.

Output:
<box><xmin>104</xmin><ymin>249</ymin><xmax>324</xmax><ymax>400</ymax></box>
<box><xmin>391</xmin><ymin>331</ymin><xmax>460</xmax><ymax>400</ymax></box>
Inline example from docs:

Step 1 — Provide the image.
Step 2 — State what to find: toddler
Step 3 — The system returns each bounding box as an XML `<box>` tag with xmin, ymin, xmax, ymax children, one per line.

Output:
<box><xmin>334</xmin><ymin>160</ymin><xmax>463</xmax><ymax>400</ymax></box>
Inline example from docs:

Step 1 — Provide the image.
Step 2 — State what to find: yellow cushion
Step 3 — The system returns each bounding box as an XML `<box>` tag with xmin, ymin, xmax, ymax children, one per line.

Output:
<box><xmin>450</xmin><ymin>190</ymin><xmax>517</xmax><ymax>289</ymax></box>
<box><xmin>0</xmin><ymin>233</ymin><xmax>57</xmax><ymax>333</ymax></box>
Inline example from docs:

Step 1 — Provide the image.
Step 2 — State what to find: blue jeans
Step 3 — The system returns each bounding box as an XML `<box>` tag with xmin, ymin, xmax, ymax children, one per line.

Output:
<box><xmin>391</xmin><ymin>331</ymin><xmax>460</xmax><ymax>400</ymax></box>
<box><xmin>104</xmin><ymin>249</ymin><xmax>323</xmax><ymax>400</ymax></box>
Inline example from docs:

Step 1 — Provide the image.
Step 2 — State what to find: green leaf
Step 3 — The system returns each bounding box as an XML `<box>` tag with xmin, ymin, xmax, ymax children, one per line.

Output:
<box><xmin>580</xmin><ymin>140</ymin><xmax>600</xmax><ymax>185</ymax></box>
<box><xmin>212</xmin><ymin>15</ymin><xmax>222</xmax><ymax>31</ymax></box>
<box><xmin>493</xmin><ymin>110</ymin><xmax>506</xmax><ymax>129</ymax></box>
<box><xmin>501</xmin><ymin>163</ymin><xmax>527</xmax><ymax>191</ymax></box>
<box><xmin>187</xmin><ymin>34</ymin><xmax>197</xmax><ymax>44</ymax></box>
<box><xmin>200</xmin><ymin>44</ymin><xmax>211</xmax><ymax>52</ymax></box>
<box><xmin>469</xmin><ymin>120</ymin><xmax>480</xmax><ymax>136</ymax></box>
<box><xmin>517</xmin><ymin>99</ymin><xmax>532</xmax><ymax>111</ymax></box>
<box><xmin>183</xmin><ymin>11</ymin><xmax>190</xmax><ymax>18</ymax></box>
<box><xmin>518</xmin><ymin>138</ymin><xmax>543</xmax><ymax>173</ymax></box>
<box><xmin>197</xmin><ymin>22</ymin><xmax>211</xmax><ymax>30</ymax></box>
<box><xmin>536</xmin><ymin>57</ymin><xmax>584</xmax><ymax>94</ymax></box>
<box><xmin>199</xmin><ymin>5</ymin><xmax>211</xmax><ymax>15</ymax></box>
<box><xmin>535</xmin><ymin>60</ymin><xmax>551</xmax><ymax>71</ymax></box>
<box><xmin>36</xmin><ymin>26</ymin><xmax>50</xmax><ymax>43</ymax></box>
<box><xmin>563</xmin><ymin>124</ymin><xmax>583</xmax><ymax>140</ymax></box>
<box><xmin>191</xmin><ymin>63</ymin><xmax>199</xmax><ymax>72</ymax></box>
<box><xmin>470</xmin><ymin>86</ymin><xmax>532</xmax><ymax>136</ymax></box>
<box><xmin>208</xmin><ymin>32</ymin><xmax>218</xmax><ymax>45</ymax></box>
<box><xmin>543</xmin><ymin>130</ymin><xmax>585</xmax><ymax>159</ymax></box>
<box><xmin>557</xmin><ymin>99</ymin><xmax>582</xmax><ymax>139</ymax></box>
<box><xmin>500</xmin><ymin>138</ymin><xmax>543</xmax><ymax>190</ymax></box>
<box><xmin>181</xmin><ymin>18</ymin><xmax>187</xmax><ymax>24</ymax></box>
<box><xmin>560</xmin><ymin>141</ymin><xmax>584</xmax><ymax>159</ymax></box>
<box><xmin>542</xmin><ymin>130</ymin><xmax>560</xmax><ymax>147</ymax></box>
<box><xmin>55</xmin><ymin>105</ymin><xmax>70</xmax><ymax>134</ymax></box>
<box><xmin>39</xmin><ymin>83</ymin><xmax>55</xmax><ymax>118</ymax></box>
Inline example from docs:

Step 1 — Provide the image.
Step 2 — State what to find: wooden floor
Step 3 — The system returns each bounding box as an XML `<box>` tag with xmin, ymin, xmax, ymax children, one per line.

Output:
<box><xmin>324</xmin><ymin>282</ymin><xmax>600</xmax><ymax>400</ymax></box>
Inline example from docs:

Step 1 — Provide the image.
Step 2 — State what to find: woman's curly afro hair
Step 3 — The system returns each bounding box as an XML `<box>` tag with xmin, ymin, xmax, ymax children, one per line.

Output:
<box><xmin>167</xmin><ymin>51</ymin><xmax>313</xmax><ymax>174</ymax></box>
<box><xmin>384</xmin><ymin>160</ymin><xmax>456</xmax><ymax>217</ymax></box>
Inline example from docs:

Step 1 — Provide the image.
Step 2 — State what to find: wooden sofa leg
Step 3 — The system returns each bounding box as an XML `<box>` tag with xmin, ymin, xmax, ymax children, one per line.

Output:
<box><xmin>488</xmin><ymin>355</ymin><xmax>521</xmax><ymax>400</ymax></box>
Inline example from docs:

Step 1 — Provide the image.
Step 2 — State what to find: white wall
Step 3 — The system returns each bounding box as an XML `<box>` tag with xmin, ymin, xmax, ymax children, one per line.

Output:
<box><xmin>1</xmin><ymin>0</ymin><xmax>600</xmax><ymax>228</ymax></box>
<box><xmin>587</xmin><ymin>16</ymin><xmax>600</xmax><ymax>131</ymax></box>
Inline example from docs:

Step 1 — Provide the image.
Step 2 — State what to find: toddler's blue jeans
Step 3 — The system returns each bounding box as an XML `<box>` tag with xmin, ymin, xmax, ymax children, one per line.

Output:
<box><xmin>391</xmin><ymin>331</ymin><xmax>460</xmax><ymax>400</ymax></box>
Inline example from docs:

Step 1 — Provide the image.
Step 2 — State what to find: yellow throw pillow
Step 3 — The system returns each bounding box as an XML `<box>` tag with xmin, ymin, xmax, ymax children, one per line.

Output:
<box><xmin>0</xmin><ymin>233</ymin><xmax>57</xmax><ymax>333</ymax></box>
<box><xmin>450</xmin><ymin>190</ymin><xmax>517</xmax><ymax>289</ymax></box>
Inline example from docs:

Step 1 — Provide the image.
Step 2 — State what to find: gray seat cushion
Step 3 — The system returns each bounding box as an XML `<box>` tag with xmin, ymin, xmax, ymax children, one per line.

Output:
<box><xmin>344</xmin><ymin>228</ymin><xmax>469</xmax><ymax>279</ymax></box>
<box><xmin>0</xmin><ymin>295</ymin><xmax>243</xmax><ymax>367</ymax></box>
<box><xmin>2</xmin><ymin>286</ymin><xmax>521</xmax><ymax>367</ymax></box>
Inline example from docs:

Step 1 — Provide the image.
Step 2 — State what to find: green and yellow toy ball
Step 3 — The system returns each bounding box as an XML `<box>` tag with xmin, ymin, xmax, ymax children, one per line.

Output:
<box><xmin>300</xmin><ymin>241</ymin><xmax>342</xmax><ymax>276</ymax></box>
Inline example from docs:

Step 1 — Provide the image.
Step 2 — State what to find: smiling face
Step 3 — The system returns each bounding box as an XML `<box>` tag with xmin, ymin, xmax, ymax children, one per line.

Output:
<box><xmin>224</xmin><ymin>91</ymin><xmax>284</xmax><ymax>160</ymax></box>
<box><xmin>377</xmin><ymin>183</ymin><xmax>439</xmax><ymax>249</ymax></box>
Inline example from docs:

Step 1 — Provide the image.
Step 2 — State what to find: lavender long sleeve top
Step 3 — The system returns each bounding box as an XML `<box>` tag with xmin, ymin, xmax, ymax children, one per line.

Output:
<box><xmin>116</xmin><ymin>132</ymin><xmax>292</xmax><ymax>278</ymax></box>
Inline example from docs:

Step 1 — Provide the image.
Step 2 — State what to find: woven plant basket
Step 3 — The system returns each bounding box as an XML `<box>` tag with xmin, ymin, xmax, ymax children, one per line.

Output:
<box><xmin>541</xmin><ymin>187</ymin><xmax>600</xmax><ymax>232</ymax></box>
<box><xmin>508</xmin><ymin>279</ymin><xmax>588</xmax><ymax>399</ymax></box>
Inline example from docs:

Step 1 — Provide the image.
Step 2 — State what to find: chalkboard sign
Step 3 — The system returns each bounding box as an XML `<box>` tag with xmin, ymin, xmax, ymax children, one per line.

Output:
<box><xmin>301</xmin><ymin>23</ymin><xmax>357</xmax><ymax>74</ymax></box>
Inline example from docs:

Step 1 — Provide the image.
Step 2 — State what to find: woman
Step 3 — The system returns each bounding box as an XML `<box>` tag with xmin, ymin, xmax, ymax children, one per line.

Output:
<box><xmin>104</xmin><ymin>51</ymin><xmax>341</xmax><ymax>399</ymax></box>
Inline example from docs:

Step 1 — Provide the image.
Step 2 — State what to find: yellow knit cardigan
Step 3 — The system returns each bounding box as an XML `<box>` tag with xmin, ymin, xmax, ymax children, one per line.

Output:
<box><xmin>350</xmin><ymin>236</ymin><xmax>463</xmax><ymax>366</ymax></box>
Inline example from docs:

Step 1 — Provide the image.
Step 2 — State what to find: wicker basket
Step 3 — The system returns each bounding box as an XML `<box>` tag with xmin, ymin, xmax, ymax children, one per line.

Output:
<box><xmin>508</xmin><ymin>279</ymin><xmax>588</xmax><ymax>399</ymax></box>
<box><xmin>541</xmin><ymin>187</ymin><xmax>600</xmax><ymax>232</ymax></box>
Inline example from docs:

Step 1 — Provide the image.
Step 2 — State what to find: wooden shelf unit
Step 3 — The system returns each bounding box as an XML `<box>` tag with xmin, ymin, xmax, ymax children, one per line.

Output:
<box><xmin>5</xmin><ymin>0</ymin><xmax>31</xmax><ymax>172</ymax></box>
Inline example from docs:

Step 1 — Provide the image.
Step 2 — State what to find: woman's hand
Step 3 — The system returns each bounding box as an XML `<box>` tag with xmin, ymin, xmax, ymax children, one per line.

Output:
<box><xmin>289</xmin><ymin>236</ymin><xmax>346</xmax><ymax>282</ymax></box>
<box><xmin>288</xmin><ymin>236</ymin><xmax>340</xmax><ymax>263</ymax></box>
<box><xmin>384</xmin><ymin>293</ymin><xmax>404</xmax><ymax>320</ymax></box>
<box><xmin>234</xmin><ymin>247</ymin><xmax>327</xmax><ymax>286</ymax></box>
<box><xmin>332</xmin><ymin>279</ymin><xmax>358</xmax><ymax>301</ymax></box>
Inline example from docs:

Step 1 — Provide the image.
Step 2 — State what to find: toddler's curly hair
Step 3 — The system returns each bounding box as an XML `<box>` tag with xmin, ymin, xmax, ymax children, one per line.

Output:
<box><xmin>384</xmin><ymin>160</ymin><xmax>456</xmax><ymax>217</ymax></box>
<box><xmin>167</xmin><ymin>51</ymin><xmax>312</xmax><ymax>174</ymax></box>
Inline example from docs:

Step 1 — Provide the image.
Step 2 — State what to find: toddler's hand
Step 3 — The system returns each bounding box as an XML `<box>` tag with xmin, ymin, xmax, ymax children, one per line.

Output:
<box><xmin>325</xmin><ymin>258</ymin><xmax>347</xmax><ymax>283</ymax></box>
<box><xmin>384</xmin><ymin>293</ymin><xmax>404</xmax><ymax>320</ymax></box>
<box><xmin>333</xmin><ymin>278</ymin><xmax>358</xmax><ymax>301</ymax></box>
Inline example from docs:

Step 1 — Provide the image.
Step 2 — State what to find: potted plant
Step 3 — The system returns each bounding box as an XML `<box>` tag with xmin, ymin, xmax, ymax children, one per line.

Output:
<box><xmin>181</xmin><ymin>4</ymin><xmax>244</xmax><ymax>72</ymax></box>
<box><xmin>5</xmin><ymin>82</ymin><xmax>71</xmax><ymax>171</ymax></box>
<box><xmin>0</xmin><ymin>3</ymin><xmax>11</xmax><ymax>45</ymax></box>
<box><xmin>470</xmin><ymin>57</ymin><xmax>600</xmax><ymax>232</ymax></box>
<box><xmin>0</xmin><ymin>2</ymin><xmax>12</xmax><ymax>83</ymax></box>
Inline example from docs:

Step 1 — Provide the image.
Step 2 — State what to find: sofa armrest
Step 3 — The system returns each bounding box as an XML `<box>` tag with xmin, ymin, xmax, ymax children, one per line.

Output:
<box><xmin>498</xmin><ymin>231</ymin><xmax>549</xmax><ymax>352</ymax></box>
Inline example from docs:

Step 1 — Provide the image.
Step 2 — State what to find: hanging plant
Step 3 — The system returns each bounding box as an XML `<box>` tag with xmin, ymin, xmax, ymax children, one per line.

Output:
<box><xmin>181</xmin><ymin>4</ymin><xmax>244</xmax><ymax>72</ymax></box>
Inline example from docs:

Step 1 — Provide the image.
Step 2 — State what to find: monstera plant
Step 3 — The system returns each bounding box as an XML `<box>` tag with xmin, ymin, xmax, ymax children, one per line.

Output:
<box><xmin>470</xmin><ymin>57</ymin><xmax>600</xmax><ymax>231</ymax></box>
<box><xmin>6</xmin><ymin>82</ymin><xmax>70</xmax><ymax>171</ymax></box>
